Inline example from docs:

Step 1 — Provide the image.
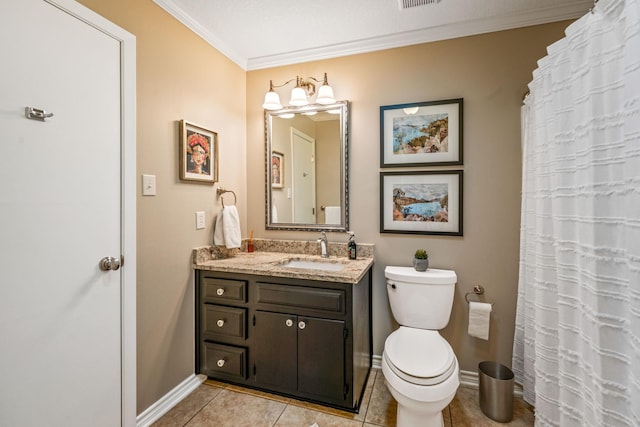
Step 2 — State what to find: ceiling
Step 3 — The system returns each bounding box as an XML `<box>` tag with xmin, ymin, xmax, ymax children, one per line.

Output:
<box><xmin>153</xmin><ymin>0</ymin><xmax>593</xmax><ymax>71</ymax></box>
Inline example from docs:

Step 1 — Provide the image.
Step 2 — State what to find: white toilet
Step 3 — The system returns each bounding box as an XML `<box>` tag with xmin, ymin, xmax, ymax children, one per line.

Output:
<box><xmin>382</xmin><ymin>266</ymin><xmax>459</xmax><ymax>427</ymax></box>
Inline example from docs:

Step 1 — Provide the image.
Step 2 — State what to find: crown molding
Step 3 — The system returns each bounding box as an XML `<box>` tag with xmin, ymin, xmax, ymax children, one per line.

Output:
<box><xmin>152</xmin><ymin>0</ymin><xmax>247</xmax><ymax>69</ymax></box>
<box><xmin>247</xmin><ymin>3</ymin><xmax>586</xmax><ymax>70</ymax></box>
<box><xmin>154</xmin><ymin>0</ymin><xmax>587</xmax><ymax>71</ymax></box>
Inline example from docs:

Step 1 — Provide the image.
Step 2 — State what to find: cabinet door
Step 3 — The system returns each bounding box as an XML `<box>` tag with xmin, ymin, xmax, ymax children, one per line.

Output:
<box><xmin>254</xmin><ymin>311</ymin><xmax>297</xmax><ymax>390</ymax></box>
<box><xmin>298</xmin><ymin>317</ymin><xmax>346</xmax><ymax>401</ymax></box>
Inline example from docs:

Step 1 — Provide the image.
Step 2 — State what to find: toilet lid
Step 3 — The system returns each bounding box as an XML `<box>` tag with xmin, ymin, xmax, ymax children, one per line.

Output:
<box><xmin>384</xmin><ymin>328</ymin><xmax>456</xmax><ymax>386</ymax></box>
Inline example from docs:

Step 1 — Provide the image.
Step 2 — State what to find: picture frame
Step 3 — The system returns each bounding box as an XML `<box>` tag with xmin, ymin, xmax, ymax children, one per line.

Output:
<box><xmin>380</xmin><ymin>170</ymin><xmax>463</xmax><ymax>236</ymax></box>
<box><xmin>179</xmin><ymin>120</ymin><xmax>218</xmax><ymax>183</ymax></box>
<box><xmin>380</xmin><ymin>98</ymin><xmax>463</xmax><ymax>167</ymax></box>
<box><xmin>271</xmin><ymin>151</ymin><xmax>284</xmax><ymax>188</ymax></box>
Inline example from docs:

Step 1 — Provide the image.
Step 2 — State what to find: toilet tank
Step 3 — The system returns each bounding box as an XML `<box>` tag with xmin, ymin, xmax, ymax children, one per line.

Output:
<box><xmin>384</xmin><ymin>266</ymin><xmax>457</xmax><ymax>330</ymax></box>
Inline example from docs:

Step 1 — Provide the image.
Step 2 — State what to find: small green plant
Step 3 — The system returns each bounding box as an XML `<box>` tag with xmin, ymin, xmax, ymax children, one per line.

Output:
<box><xmin>414</xmin><ymin>249</ymin><xmax>429</xmax><ymax>259</ymax></box>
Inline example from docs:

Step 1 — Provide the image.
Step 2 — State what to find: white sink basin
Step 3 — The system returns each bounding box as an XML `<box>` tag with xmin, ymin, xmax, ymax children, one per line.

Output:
<box><xmin>281</xmin><ymin>259</ymin><xmax>345</xmax><ymax>272</ymax></box>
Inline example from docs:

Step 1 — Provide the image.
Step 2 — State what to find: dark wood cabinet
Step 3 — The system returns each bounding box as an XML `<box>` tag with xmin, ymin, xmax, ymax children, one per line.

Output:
<box><xmin>195</xmin><ymin>268</ymin><xmax>372</xmax><ymax>412</ymax></box>
<box><xmin>296</xmin><ymin>315</ymin><xmax>345</xmax><ymax>401</ymax></box>
<box><xmin>253</xmin><ymin>310</ymin><xmax>297</xmax><ymax>390</ymax></box>
<box><xmin>254</xmin><ymin>310</ymin><xmax>346</xmax><ymax>403</ymax></box>
<box><xmin>201</xmin><ymin>342</ymin><xmax>247</xmax><ymax>380</ymax></box>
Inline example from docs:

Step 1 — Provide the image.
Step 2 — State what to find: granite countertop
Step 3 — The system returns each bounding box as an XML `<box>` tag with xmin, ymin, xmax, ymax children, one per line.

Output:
<box><xmin>192</xmin><ymin>239</ymin><xmax>374</xmax><ymax>284</ymax></box>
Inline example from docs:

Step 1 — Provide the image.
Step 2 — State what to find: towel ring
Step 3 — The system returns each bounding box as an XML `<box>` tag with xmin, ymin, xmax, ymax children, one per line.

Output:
<box><xmin>465</xmin><ymin>285</ymin><xmax>494</xmax><ymax>306</ymax></box>
<box><xmin>216</xmin><ymin>187</ymin><xmax>237</xmax><ymax>207</ymax></box>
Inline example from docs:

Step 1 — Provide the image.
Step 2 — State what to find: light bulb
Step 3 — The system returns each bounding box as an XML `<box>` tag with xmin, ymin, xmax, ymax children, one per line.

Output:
<box><xmin>289</xmin><ymin>87</ymin><xmax>308</xmax><ymax>106</ymax></box>
<box><xmin>262</xmin><ymin>91</ymin><xmax>282</xmax><ymax>110</ymax></box>
<box><xmin>316</xmin><ymin>84</ymin><xmax>335</xmax><ymax>105</ymax></box>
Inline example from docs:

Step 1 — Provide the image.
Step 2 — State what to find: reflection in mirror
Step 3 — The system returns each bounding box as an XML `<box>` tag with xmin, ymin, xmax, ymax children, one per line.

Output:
<box><xmin>266</xmin><ymin>101</ymin><xmax>349</xmax><ymax>231</ymax></box>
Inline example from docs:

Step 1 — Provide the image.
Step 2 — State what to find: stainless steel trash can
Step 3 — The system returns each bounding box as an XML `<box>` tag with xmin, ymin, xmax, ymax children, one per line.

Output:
<box><xmin>478</xmin><ymin>361</ymin><xmax>514</xmax><ymax>423</ymax></box>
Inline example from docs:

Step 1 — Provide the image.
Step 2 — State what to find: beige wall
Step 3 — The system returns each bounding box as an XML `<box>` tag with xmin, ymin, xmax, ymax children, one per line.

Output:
<box><xmin>78</xmin><ymin>0</ymin><xmax>246</xmax><ymax>414</ymax></box>
<box><xmin>247</xmin><ymin>22</ymin><xmax>570</xmax><ymax>373</ymax></box>
<box><xmin>75</xmin><ymin>0</ymin><xmax>569</xmax><ymax>414</ymax></box>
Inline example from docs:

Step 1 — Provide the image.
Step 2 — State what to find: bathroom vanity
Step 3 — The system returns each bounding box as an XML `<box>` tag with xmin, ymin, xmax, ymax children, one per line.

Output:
<box><xmin>193</xmin><ymin>243</ymin><xmax>373</xmax><ymax>412</ymax></box>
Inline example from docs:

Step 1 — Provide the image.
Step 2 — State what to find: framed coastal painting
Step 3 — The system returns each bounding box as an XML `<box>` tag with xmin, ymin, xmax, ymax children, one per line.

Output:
<box><xmin>271</xmin><ymin>151</ymin><xmax>284</xmax><ymax>188</ymax></box>
<box><xmin>380</xmin><ymin>170</ymin><xmax>463</xmax><ymax>236</ymax></box>
<box><xmin>179</xmin><ymin>120</ymin><xmax>218</xmax><ymax>183</ymax></box>
<box><xmin>380</xmin><ymin>98</ymin><xmax>463</xmax><ymax>167</ymax></box>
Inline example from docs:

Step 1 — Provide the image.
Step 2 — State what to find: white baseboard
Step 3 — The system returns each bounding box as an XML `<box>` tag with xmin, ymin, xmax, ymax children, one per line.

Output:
<box><xmin>136</xmin><ymin>374</ymin><xmax>206</xmax><ymax>427</ymax></box>
<box><xmin>372</xmin><ymin>354</ymin><xmax>523</xmax><ymax>398</ymax></box>
<box><xmin>459</xmin><ymin>369</ymin><xmax>479</xmax><ymax>389</ymax></box>
<box><xmin>372</xmin><ymin>354</ymin><xmax>382</xmax><ymax>370</ymax></box>
<box><xmin>459</xmin><ymin>369</ymin><xmax>524</xmax><ymax>397</ymax></box>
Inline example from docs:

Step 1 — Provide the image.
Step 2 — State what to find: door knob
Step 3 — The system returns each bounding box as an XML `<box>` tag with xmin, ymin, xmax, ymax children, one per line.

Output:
<box><xmin>216</xmin><ymin>319</ymin><xmax>225</xmax><ymax>328</ymax></box>
<box><xmin>99</xmin><ymin>256</ymin><xmax>121</xmax><ymax>271</ymax></box>
<box><xmin>298</xmin><ymin>321</ymin><xmax>306</xmax><ymax>330</ymax></box>
<box><xmin>285</xmin><ymin>319</ymin><xmax>293</xmax><ymax>327</ymax></box>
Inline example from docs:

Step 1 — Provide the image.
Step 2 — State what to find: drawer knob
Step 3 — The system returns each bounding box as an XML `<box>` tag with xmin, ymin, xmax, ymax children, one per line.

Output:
<box><xmin>217</xmin><ymin>359</ymin><xmax>225</xmax><ymax>368</ymax></box>
<box><xmin>216</xmin><ymin>288</ymin><xmax>225</xmax><ymax>296</ymax></box>
<box><xmin>298</xmin><ymin>320</ymin><xmax>306</xmax><ymax>330</ymax></box>
<box><xmin>285</xmin><ymin>319</ymin><xmax>293</xmax><ymax>327</ymax></box>
<box><xmin>216</xmin><ymin>319</ymin><xmax>225</xmax><ymax>328</ymax></box>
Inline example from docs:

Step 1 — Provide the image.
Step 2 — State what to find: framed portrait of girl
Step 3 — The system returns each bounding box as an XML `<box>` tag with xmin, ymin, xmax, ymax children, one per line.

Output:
<box><xmin>179</xmin><ymin>120</ymin><xmax>218</xmax><ymax>183</ymax></box>
<box><xmin>271</xmin><ymin>151</ymin><xmax>284</xmax><ymax>188</ymax></box>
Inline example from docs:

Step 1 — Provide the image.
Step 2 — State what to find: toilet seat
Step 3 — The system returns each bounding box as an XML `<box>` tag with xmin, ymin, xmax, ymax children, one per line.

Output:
<box><xmin>384</xmin><ymin>327</ymin><xmax>456</xmax><ymax>386</ymax></box>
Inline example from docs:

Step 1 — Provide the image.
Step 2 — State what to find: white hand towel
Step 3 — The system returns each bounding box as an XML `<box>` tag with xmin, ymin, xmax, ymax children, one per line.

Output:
<box><xmin>213</xmin><ymin>210</ymin><xmax>225</xmax><ymax>246</ymax></box>
<box><xmin>222</xmin><ymin>205</ymin><xmax>241</xmax><ymax>249</ymax></box>
<box><xmin>468</xmin><ymin>301</ymin><xmax>492</xmax><ymax>340</ymax></box>
<box><xmin>324</xmin><ymin>206</ymin><xmax>341</xmax><ymax>224</ymax></box>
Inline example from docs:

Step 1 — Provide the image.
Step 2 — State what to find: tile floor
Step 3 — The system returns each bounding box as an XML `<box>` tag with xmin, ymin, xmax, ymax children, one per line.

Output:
<box><xmin>152</xmin><ymin>369</ymin><xmax>534</xmax><ymax>427</ymax></box>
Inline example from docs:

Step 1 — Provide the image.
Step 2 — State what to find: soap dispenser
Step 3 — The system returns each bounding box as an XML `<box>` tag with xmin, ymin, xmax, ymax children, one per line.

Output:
<box><xmin>347</xmin><ymin>231</ymin><xmax>357</xmax><ymax>260</ymax></box>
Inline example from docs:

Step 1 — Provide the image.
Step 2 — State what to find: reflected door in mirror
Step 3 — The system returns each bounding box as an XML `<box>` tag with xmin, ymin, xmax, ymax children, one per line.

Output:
<box><xmin>292</xmin><ymin>128</ymin><xmax>316</xmax><ymax>223</ymax></box>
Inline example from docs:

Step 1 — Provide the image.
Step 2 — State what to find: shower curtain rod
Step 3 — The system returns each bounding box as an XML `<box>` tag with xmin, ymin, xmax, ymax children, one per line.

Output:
<box><xmin>522</xmin><ymin>0</ymin><xmax>599</xmax><ymax>106</ymax></box>
<box><xmin>522</xmin><ymin>0</ymin><xmax>599</xmax><ymax>105</ymax></box>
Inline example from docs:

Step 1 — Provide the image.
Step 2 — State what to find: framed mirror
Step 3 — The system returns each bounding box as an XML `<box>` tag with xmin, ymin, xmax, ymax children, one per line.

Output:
<box><xmin>265</xmin><ymin>101</ymin><xmax>349</xmax><ymax>231</ymax></box>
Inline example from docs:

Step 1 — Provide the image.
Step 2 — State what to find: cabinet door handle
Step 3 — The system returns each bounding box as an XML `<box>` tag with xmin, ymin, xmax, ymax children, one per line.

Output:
<box><xmin>216</xmin><ymin>319</ymin><xmax>225</xmax><ymax>328</ymax></box>
<box><xmin>285</xmin><ymin>319</ymin><xmax>293</xmax><ymax>327</ymax></box>
<box><xmin>216</xmin><ymin>288</ymin><xmax>225</xmax><ymax>296</ymax></box>
<box><xmin>217</xmin><ymin>359</ymin><xmax>225</xmax><ymax>368</ymax></box>
<box><xmin>298</xmin><ymin>320</ymin><xmax>306</xmax><ymax>330</ymax></box>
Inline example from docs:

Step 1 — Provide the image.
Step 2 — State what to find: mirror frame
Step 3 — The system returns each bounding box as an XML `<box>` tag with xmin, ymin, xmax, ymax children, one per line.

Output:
<box><xmin>265</xmin><ymin>101</ymin><xmax>349</xmax><ymax>232</ymax></box>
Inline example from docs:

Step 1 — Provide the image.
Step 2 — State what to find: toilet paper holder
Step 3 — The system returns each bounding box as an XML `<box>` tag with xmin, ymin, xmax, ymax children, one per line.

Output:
<box><xmin>465</xmin><ymin>285</ymin><xmax>494</xmax><ymax>306</ymax></box>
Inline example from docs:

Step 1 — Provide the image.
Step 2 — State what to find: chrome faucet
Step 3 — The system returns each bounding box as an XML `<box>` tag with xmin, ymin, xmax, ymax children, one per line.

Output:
<box><xmin>317</xmin><ymin>231</ymin><xmax>328</xmax><ymax>258</ymax></box>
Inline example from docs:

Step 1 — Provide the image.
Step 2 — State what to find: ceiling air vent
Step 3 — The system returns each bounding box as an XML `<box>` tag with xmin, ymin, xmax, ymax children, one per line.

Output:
<box><xmin>398</xmin><ymin>0</ymin><xmax>441</xmax><ymax>9</ymax></box>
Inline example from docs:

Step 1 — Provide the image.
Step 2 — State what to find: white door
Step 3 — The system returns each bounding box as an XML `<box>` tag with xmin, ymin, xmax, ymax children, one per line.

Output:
<box><xmin>291</xmin><ymin>128</ymin><xmax>316</xmax><ymax>223</ymax></box>
<box><xmin>0</xmin><ymin>1</ymin><xmax>136</xmax><ymax>426</ymax></box>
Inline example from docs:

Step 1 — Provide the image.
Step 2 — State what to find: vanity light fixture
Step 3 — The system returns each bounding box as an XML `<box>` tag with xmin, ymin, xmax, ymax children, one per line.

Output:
<box><xmin>262</xmin><ymin>73</ymin><xmax>336</xmax><ymax>110</ymax></box>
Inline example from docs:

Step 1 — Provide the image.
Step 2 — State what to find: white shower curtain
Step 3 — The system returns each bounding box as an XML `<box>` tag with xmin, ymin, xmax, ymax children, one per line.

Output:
<box><xmin>513</xmin><ymin>0</ymin><xmax>640</xmax><ymax>425</ymax></box>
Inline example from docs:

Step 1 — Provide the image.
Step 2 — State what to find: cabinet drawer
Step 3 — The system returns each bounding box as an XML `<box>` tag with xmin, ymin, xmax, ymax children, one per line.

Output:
<box><xmin>202</xmin><ymin>277</ymin><xmax>246</xmax><ymax>303</ymax></box>
<box><xmin>256</xmin><ymin>282</ymin><xmax>345</xmax><ymax>314</ymax></box>
<box><xmin>202</xmin><ymin>342</ymin><xmax>246</xmax><ymax>380</ymax></box>
<box><xmin>203</xmin><ymin>305</ymin><xmax>246</xmax><ymax>339</ymax></box>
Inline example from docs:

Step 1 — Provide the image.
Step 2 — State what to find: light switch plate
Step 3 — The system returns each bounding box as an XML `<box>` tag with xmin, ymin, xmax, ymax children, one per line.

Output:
<box><xmin>196</xmin><ymin>211</ymin><xmax>205</xmax><ymax>229</ymax></box>
<box><xmin>142</xmin><ymin>174</ymin><xmax>156</xmax><ymax>196</ymax></box>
